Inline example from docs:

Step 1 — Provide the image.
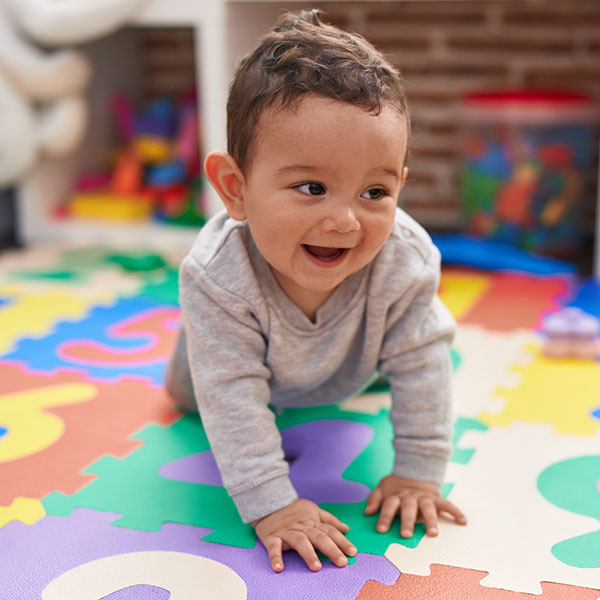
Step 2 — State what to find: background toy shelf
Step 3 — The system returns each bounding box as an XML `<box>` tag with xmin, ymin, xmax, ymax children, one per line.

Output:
<box><xmin>15</xmin><ymin>0</ymin><xmax>600</xmax><ymax>275</ymax></box>
<box><xmin>16</xmin><ymin>0</ymin><xmax>229</xmax><ymax>255</ymax></box>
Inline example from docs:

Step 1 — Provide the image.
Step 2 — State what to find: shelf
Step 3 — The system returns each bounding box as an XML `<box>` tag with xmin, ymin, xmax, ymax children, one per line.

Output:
<box><xmin>43</xmin><ymin>217</ymin><xmax>201</xmax><ymax>254</ymax></box>
<box><xmin>16</xmin><ymin>0</ymin><xmax>228</xmax><ymax>250</ymax></box>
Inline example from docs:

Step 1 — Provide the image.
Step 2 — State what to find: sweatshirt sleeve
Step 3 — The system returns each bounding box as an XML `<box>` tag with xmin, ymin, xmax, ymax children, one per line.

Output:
<box><xmin>178</xmin><ymin>254</ymin><xmax>298</xmax><ymax>523</ymax></box>
<box><xmin>378</xmin><ymin>245</ymin><xmax>456</xmax><ymax>487</ymax></box>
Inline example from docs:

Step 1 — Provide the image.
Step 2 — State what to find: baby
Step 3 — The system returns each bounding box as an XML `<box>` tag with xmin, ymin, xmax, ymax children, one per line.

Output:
<box><xmin>166</xmin><ymin>8</ymin><xmax>466</xmax><ymax>573</ymax></box>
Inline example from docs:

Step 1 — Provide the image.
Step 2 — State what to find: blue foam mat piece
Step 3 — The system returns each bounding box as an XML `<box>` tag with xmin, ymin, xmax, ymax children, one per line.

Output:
<box><xmin>567</xmin><ymin>280</ymin><xmax>600</xmax><ymax>320</ymax></box>
<box><xmin>431</xmin><ymin>233</ymin><xmax>577</xmax><ymax>276</ymax></box>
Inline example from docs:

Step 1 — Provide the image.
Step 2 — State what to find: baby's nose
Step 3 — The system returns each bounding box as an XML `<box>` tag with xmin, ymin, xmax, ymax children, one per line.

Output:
<box><xmin>321</xmin><ymin>204</ymin><xmax>360</xmax><ymax>234</ymax></box>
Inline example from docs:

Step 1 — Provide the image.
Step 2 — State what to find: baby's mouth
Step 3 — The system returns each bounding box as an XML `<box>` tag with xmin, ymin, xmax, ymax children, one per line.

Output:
<box><xmin>302</xmin><ymin>244</ymin><xmax>348</xmax><ymax>261</ymax></box>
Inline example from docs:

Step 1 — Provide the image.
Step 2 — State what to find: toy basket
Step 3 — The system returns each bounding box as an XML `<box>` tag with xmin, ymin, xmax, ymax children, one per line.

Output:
<box><xmin>459</xmin><ymin>90</ymin><xmax>598</xmax><ymax>257</ymax></box>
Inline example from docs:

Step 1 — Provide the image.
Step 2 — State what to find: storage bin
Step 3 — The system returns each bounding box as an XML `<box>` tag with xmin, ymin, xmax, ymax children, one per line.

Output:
<box><xmin>460</xmin><ymin>91</ymin><xmax>598</xmax><ymax>257</ymax></box>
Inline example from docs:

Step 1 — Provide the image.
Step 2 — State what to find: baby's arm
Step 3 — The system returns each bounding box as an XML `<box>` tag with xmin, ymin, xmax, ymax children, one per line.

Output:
<box><xmin>178</xmin><ymin>255</ymin><xmax>355</xmax><ymax>571</ymax></box>
<box><xmin>375</xmin><ymin>248</ymin><xmax>467</xmax><ymax>537</ymax></box>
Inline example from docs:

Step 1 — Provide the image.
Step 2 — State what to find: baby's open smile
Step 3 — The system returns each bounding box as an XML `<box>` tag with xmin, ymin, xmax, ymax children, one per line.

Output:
<box><xmin>302</xmin><ymin>244</ymin><xmax>349</xmax><ymax>264</ymax></box>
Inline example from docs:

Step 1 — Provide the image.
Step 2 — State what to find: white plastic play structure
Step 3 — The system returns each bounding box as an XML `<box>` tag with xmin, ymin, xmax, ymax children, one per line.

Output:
<box><xmin>0</xmin><ymin>0</ymin><xmax>148</xmax><ymax>186</ymax></box>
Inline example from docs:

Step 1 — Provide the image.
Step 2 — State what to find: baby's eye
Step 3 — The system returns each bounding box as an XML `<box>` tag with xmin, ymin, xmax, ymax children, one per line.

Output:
<box><xmin>361</xmin><ymin>188</ymin><xmax>387</xmax><ymax>200</ymax></box>
<box><xmin>296</xmin><ymin>182</ymin><xmax>326</xmax><ymax>196</ymax></box>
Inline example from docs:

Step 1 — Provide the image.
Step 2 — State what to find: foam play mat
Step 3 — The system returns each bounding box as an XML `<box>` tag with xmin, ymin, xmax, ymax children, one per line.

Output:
<box><xmin>1</xmin><ymin>243</ymin><xmax>599</xmax><ymax>599</ymax></box>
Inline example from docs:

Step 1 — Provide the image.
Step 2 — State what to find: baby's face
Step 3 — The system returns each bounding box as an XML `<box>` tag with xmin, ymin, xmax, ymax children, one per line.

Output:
<box><xmin>241</xmin><ymin>94</ymin><xmax>408</xmax><ymax>313</ymax></box>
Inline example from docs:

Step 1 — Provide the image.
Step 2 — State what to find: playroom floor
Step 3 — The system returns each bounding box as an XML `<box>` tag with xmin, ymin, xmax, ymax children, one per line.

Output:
<box><xmin>1</xmin><ymin>242</ymin><xmax>599</xmax><ymax>599</ymax></box>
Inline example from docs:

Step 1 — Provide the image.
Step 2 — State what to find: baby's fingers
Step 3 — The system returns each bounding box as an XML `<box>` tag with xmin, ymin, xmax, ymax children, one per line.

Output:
<box><xmin>419</xmin><ymin>498</ymin><xmax>439</xmax><ymax>536</ymax></box>
<box><xmin>264</xmin><ymin>536</ymin><xmax>284</xmax><ymax>572</ymax></box>
<box><xmin>364</xmin><ymin>486</ymin><xmax>383</xmax><ymax>516</ymax></box>
<box><xmin>376</xmin><ymin>495</ymin><xmax>401</xmax><ymax>533</ymax></box>
<box><xmin>399</xmin><ymin>496</ymin><xmax>418</xmax><ymax>538</ymax></box>
<box><xmin>319</xmin><ymin>508</ymin><xmax>350</xmax><ymax>533</ymax></box>
<box><xmin>436</xmin><ymin>497</ymin><xmax>468</xmax><ymax>525</ymax></box>
<box><xmin>324</xmin><ymin>525</ymin><xmax>358</xmax><ymax>559</ymax></box>
<box><xmin>309</xmin><ymin>529</ymin><xmax>350</xmax><ymax>568</ymax></box>
<box><xmin>285</xmin><ymin>531</ymin><xmax>322</xmax><ymax>572</ymax></box>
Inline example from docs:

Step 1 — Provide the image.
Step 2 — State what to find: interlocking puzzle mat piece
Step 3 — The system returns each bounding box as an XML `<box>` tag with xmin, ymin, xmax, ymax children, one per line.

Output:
<box><xmin>483</xmin><ymin>344</ymin><xmax>600</xmax><ymax>435</ymax></box>
<box><xmin>385</xmin><ymin>423</ymin><xmax>600</xmax><ymax>594</ymax></box>
<box><xmin>439</xmin><ymin>269</ymin><xmax>493</xmax><ymax>321</ymax></box>
<box><xmin>320</xmin><ymin>415</ymin><xmax>486</xmax><ymax>557</ymax></box>
<box><xmin>339</xmin><ymin>391</ymin><xmax>392</xmax><ymax>414</ymax></box>
<box><xmin>5</xmin><ymin>296</ymin><xmax>180</xmax><ymax>383</ymax></box>
<box><xmin>44</xmin><ymin>551</ymin><xmax>247</xmax><ymax>599</ymax></box>
<box><xmin>1</xmin><ymin>244</ymin><xmax>179</xmax><ymax>304</ymax></box>
<box><xmin>3</xmin><ymin>268</ymin><xmax>144</xmax><ymax>298</ymax></box>
<box><xmin>0</xmin><ymin>509</ymin><xmax>400</xmax><ymax>599</ymax></box>
<box><xmin>355</xmin><ymin>564</ymin><xmax>600</xmax><ymax>599</ymax></box>
<box><xmin>160</xmin><ymin>420</ymin><xmax>373</xmax><ymax>505</ymax></box>
<box><xmin>58</xmin><ymin>307</ymin><xmax>180</xmax><ymax>368</ymax></box>
<box><xmin>42</xmin><ymin>412</ymin><xmax>374</xmax><ymax>547</ymax></box>
<box><xmin>0</xmin><ymin>283</ymin><xmax>107</xmax><ymax>357</ymax></box>
<box><xmin>42</xmin><ymin>414</ymin><xmax>253</xmax><ymax>545</ymax></box>
<box><xmin>0</xmin><ymin>243</ymin><xmax>70</xmax><ymax>278</ymax></box>
<box><xmin>457</xmin><ymin>273</ymin><xmax>569</xmax><ymax>331</ymax></box>
<box><xmin>0</xmin><ymin>376</ymin><xmax>96</xmax><ymax>464</ymax></box>
<box><xmin>452</xmin><ymin>325</ymin><xmax>534</xmax><ymax>418</ymax></box>
<box><xmin>137</xmin><ymin>266</ymin><xmax>180</xmax><ymax>305</ymax></box>
<box><xmin>42</xmin><ymin>404</ymin><xmax>477</xmax><ymax>553</ymax></box>
<box><xmin>0</xmin><ymin>497</ymin><xmax>45</xmax><ymax>527</ymax></box>
<box><xmin>538</xmin><ymin>455</ymin><xmax>600</xmax><ymax>568</ymax></box>
<box><xmin>568</xmin><ymin>280</ymin><xmax>600</xmax><ymax>321</ymax></box>
<box><xmin>450</xmin><ymin>417</ymin><xmax>488</xmax><ymax>465</ymax></box>
<box><xmin>0</xmin><ymin>363</ymin><xmax>180</xmax><ymax>507</ymax></box>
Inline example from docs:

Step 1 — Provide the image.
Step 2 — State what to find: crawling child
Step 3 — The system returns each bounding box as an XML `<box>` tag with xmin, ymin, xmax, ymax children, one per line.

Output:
<box><xmin>166</xmin><ymin>8</ymin><xmax>466</xmax><ymax>573</ymax></box>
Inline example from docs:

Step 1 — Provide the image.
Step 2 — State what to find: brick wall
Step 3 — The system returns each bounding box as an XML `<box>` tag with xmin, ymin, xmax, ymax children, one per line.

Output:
<box><xmin>139</xmin><ymin>1</ymin><xmax>600</xmax><ymax>238</ymax></box>
<box><xmin>320</xmin><ymin>0</ymin><xmax>600</xmax><ymax>233</ymax></box>
<box><xmin>139</xmin><ymin>27</ymin><xmax>197</xmax><ymax>102</ymax></box>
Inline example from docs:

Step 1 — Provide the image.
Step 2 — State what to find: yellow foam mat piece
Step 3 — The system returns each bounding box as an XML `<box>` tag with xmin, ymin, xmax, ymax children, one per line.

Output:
<box><xmin>439</xmin><ymin>271</ymin><xmax>493</xmax><ymax>320</ymax></box>
<box><xmin>0</xmin><ymin>497</ymin><xmax>45</xmax><ymax>528</ymax></box>
<box><xmin>482</xmin><ymin>344</ymin><xmax>600</xmax><ymax>435</ymax></box>
<box><xmin>0</xmin><ymin>383</ymin><xmax>97</xmax><ymax>462</ymax></box>
<box><xmin>0</xmin><ymin>283</ymin><xmax>98</xmax><ymax>355</ymax></box>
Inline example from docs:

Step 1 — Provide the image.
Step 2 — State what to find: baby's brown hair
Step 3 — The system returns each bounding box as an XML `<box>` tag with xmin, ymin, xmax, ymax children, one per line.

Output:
<box><xmin>227</xmin><ymin>8</ymin><xmax>410</xmax><ymax>174</ymax></box>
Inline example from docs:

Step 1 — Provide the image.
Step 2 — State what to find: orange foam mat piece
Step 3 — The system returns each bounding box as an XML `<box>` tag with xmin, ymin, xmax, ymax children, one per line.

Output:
<box><xmin>458</xmin><ymin>273</ymin><xmax>570</xmax><ymax>331</ymax></box>
<box><xmin>0</xmin><ymin>362</ymin><xmax>181</xmax><ymax>505</ymax></box>
<box><xmin>355</xmin><ymin>564</ymin><xmax>600</xmax><ymax>599</ymax></box>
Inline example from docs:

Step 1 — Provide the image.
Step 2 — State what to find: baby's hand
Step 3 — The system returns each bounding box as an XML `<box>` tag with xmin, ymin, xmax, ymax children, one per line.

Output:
<box><xmin>251</xmin><ymin>498</ymin><xmax>357</xmax><ymax>572</ymax></box>
<box><xmin>364</xmin><ymin>474</ymin><xmax>467</xmax><ymax>538</ymax></box>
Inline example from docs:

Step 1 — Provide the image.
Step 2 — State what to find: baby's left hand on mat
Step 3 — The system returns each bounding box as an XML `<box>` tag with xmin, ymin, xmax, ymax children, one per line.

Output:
<box><xmin>364</xmin><ymin>474</ymin><xmax>467</xmax><ymax>538</ymax></box>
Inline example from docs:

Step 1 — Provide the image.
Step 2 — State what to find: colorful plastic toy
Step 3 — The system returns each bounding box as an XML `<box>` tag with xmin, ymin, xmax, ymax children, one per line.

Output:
<box><xmin>68</xmin><ymin>91</ymin><xmax>206</xmax><ymax>226</ymax></box>
<box><xmin>541</xmin><ymin>307</ymin><xmax>600</xmax><ymax>359</ymax></box>
<box><xmin>69</xmin><ymin>192</ymin><xmax>153</xmax><ymax>221</ymax></box>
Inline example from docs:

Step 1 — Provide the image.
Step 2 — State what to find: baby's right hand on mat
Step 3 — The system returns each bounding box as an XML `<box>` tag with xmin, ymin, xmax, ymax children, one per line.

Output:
<box><xmin>251</xmin><ymin>498</ymin><xmax>357</xmax><ymax>572</ymax></box>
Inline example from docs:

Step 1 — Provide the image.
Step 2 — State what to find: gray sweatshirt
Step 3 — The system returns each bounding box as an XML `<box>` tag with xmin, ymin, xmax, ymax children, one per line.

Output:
<box><xmin>166</xmin><ymin>208</ymin><xmax>456</xmax><ymax>523</ymax></box>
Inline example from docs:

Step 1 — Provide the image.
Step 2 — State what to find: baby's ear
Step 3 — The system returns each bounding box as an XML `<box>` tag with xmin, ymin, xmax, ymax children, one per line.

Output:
<box><xmin>203</xmin><ymin>151</ymin><xmax>247</xmax><ymax>220</ymax></box>
<box><xmin>400</xmin><ymin>166</ymin><xmax>409</xmax><ymax>189</ymax></box>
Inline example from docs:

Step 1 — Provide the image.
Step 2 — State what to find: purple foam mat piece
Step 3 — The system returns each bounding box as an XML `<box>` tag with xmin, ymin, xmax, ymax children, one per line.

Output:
<box><xmin>159</xmin><ymin>419</ymin><xmax>373</xmax><ymax>504</ymax></box>
<box><xmin>0</xmin><ymin>509</ymin><xmax>400</xmax><ymax>599</ymax></box>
